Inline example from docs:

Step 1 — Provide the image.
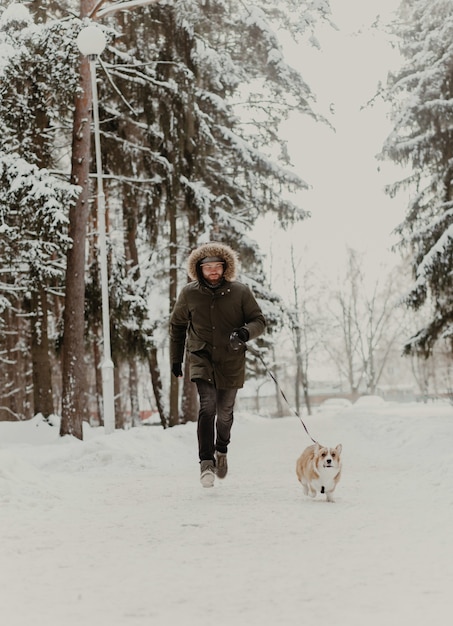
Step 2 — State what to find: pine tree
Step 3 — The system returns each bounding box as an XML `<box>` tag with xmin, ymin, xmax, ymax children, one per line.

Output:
<box><xmin>381</xmin><ymin>0</ymin><xmax>453</xmax><ymax>357</ymax></box>
<box><xmin>0</xmin><ymin>0</ymin><xmax>332</xmax><ymax>428</ymax></box>
<box><xmin>93</xmin><ymin>0</ymin><xmax>332</xmax><ymax>423</ymax></box>
<box><xmin>0</xmin><ymin>5</ymin><xmax>79</xmax><ymax>421</ymax></box>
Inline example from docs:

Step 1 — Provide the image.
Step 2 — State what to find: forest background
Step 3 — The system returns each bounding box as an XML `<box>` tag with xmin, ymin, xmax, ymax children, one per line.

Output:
<box><xmin>1</xmin><ymin>0</ymin><xmax>452</xmax><ymax>437</ymax></box>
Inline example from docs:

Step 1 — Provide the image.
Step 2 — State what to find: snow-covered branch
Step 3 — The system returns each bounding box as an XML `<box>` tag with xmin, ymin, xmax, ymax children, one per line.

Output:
<box><xmin>96</xmin><ymin>0</ymin><xmax>162</xmax><ymax>18</ymax></box>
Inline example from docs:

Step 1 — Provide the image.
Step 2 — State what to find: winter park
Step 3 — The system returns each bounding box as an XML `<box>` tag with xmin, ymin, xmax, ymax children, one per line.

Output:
<box><xmin>1</xmin><ymin>1</ymin><xmax>453</xmax><ymax>625</ymax></box>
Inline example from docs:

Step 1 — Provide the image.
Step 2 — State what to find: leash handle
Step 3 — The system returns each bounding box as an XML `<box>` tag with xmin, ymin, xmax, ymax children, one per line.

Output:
<box><xmin>248</xmin><ymin>346</ymin><xmax>318</xmax><ymax>444</ymax></box>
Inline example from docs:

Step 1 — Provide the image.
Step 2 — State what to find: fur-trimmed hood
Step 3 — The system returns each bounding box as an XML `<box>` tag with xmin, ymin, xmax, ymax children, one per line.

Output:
<box><xmin>187</xmin><ymin>242</ymin><xmax>238</xmax><ymax>282</ymax></box>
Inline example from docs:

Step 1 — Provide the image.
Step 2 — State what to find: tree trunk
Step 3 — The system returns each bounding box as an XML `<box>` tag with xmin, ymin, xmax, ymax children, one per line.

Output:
<box><xmin>271</xmin><ymin>346</ymin><xmax>283</xmax><ymax>417</ymax></box>
<box><xmin>168</xmin><ymin>185</ymin><xmax>180</xmax><ymax>426</ymax></box>
<box><xmin>114</xmin><ymin>365</ymin><xmax>124</xmax><ymax>429</ymax></box>
<box><xmin>294</xmin><ymin>332</ymin><xmax>301</xmax><ymax>415</ymax></box>
<box><xmin>60</xmin><ymin>0</ymin><xmax>95</xmax><ymax>439</ymax></box>
<box><xmin>301</xmin><ymin>370</ymin><xmax>312</xmax><ymax>416</ymax></box>
<box><xmin>148</xmin><ymin>346</ymin><xmax>168</xmax><ymax>428</ymax></box>
<box><xmin>129</xmin><ymin>358</ymin><xmax>141</xmax><ymax>427</ymax></box>
<box><xmin>30</xmin><ymin>286</ymin><xmax>54</xmax><ymax>418</ymax></box>
<box><xmin>123</xmin><ymin>194</ymin><xmax>141</xmax><ymax>428</ymax></box>
<box><xmin>1</xmin><ymin>307</ymin><xmax>22</xmax><ymax>421</ymax></box>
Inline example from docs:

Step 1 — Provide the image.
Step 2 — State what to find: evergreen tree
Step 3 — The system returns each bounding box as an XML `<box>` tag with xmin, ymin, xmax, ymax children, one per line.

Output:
<box><xmin>0</xmin><ymin>0</ymin><xmax>332</xmax><ymax>428</ymax></box>
<box><xmin>94</xmin><ymin>0</ymin><xmax>332</xmax><ymax>423</ymax></box>
<box><xmin>381</xmin><ymin>0</ymin><xmax>453</xmax><ymax>357</ymax></box>
<box><xmin>0</xmin><ymin>4</ymin><xmax>79</xmax><ymax>420</ymax></box>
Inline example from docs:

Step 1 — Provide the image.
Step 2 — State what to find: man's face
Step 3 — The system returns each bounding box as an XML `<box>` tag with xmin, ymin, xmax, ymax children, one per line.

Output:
<box><xmin>201</xmin><ymin>262</ymin><xmax>224</xmax><ymax>285</ymax></box>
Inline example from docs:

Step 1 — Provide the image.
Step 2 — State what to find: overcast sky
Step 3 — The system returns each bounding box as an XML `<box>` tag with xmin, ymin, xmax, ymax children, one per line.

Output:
<box><xmin>255</xmin><ymin>0</ymin><xmax>407</xmax><ymax>285</ymax></box>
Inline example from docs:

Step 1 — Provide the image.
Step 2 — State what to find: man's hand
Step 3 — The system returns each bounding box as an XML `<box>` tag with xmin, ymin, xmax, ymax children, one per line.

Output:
<box><xmin>172</xmin><ymin>363</ymin><xmax>183</xmax><ymax>377</ymax></box>
<box><xmin>229</xmin><ymin>327</ymin><xmax>249</xmax><ymax>350</ymax></box>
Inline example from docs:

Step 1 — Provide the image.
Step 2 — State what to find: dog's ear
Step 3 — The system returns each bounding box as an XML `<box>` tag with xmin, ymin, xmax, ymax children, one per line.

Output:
<box><xmin>314</xmin><ymin>443</ymin><xmax>320</xmax><ymax>453</ymax></box>
<box><xmin>335</xmin><ymin>444</ymin><xmax>342</xmax><ymax>455</ymax></box>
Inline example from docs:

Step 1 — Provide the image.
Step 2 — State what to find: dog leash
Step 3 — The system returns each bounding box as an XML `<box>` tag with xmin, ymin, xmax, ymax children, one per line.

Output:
<box><xmin>247</xmin><ymin>345</ymin><xmax>319</xmax><ymax>445</ymax></box>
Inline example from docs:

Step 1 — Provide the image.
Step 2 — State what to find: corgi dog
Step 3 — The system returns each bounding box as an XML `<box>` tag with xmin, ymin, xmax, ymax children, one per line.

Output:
<box><xmin>296</xmin><ymin>443</ymin><xmax>342</xmax><ymax>503</ymax></box>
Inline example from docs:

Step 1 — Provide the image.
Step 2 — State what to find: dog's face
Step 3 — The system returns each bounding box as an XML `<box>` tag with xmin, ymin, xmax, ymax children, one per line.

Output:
<box><xmin>314</xmin><ymin>444</ymin><xmax>342</xmax><ymax>471</ymax></box>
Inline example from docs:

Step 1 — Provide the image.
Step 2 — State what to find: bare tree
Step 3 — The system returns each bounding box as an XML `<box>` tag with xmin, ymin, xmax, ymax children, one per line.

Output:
<box><xmin>324</xmin><ymin>248</ymin><xmax>404</xmax><ymax>397</ymax></box>
<box><xmin>286</xmin><ymin>245</ymin><xmax>324</xmax><ymax>415</ymax></box>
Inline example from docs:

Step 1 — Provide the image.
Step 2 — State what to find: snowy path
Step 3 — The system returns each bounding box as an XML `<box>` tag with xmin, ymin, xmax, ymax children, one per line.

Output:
<box><xmin>1</xmin><ymin>402</ymin><xmax>452</xmax><ymax>625</ymax></box>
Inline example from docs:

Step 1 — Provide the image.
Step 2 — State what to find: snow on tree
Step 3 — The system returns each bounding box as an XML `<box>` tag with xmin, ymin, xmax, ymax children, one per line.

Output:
<box><xmin>0</xmin><ymin>0</ymin><xmax>333</xmax><ymax>428</ymax></box>
<box><xmin>381</xmin><ymin>0</ymin><xmax>453</xmax><ymax>357</ymax></box>
<box><xmin>81</xmin><ymin>0</ymin><xmax>333</xmax><ymax>424</ymax></box>
<box><xmin>0</xmin><ymin>4</ymin><xmax>80</xmax><ymax>421</ymax></box>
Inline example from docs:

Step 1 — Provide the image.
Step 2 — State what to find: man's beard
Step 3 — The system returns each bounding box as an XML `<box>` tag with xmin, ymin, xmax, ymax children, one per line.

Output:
<box><xmin>205</xmin><ymin>275</ymin><xmax>223</xmax><ymax>287</ymax></box>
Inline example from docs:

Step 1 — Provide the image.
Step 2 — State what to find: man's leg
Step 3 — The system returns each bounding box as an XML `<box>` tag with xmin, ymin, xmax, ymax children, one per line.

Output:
<box><xmin>195</xmin><ymin>379</ymin><xmax>217</xmax><ymax>462</ymax></box>
<box><xmin>215</xmin><ymin>387</ymin><xmax>238</xmax><ymax>453</ymax></box>
<box><xmin>214</xmin><ymin>388</ymin><xmax>237</xmax><ymax>479</ymax></box>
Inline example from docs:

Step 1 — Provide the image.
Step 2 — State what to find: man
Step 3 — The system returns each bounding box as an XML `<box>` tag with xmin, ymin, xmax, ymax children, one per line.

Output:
<box><xmin>170</xmin><ymin>242</ymin><xmax>266</xmax><ymax>487</ymax></box>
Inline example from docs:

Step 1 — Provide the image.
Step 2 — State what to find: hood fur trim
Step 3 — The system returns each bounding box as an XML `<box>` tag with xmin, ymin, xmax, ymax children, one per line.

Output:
<box><xmin>187</xmin><ymin>242</ymin><xmax>238</xmax><ymax>281</ymax></box>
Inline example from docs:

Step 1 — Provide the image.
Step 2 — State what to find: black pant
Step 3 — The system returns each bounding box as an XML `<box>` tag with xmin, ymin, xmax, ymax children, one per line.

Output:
<box><xmin>195</xmin><ymin>379</ymin><xmax>238</xmax><ymax>462</ymax></box>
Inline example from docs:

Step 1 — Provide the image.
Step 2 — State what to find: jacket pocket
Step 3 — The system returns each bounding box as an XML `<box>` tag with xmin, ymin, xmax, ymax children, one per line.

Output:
<box><xmin>187</xmin><ymin>338</ymin><xmax>208</xmax><ymax>354</ymax></box>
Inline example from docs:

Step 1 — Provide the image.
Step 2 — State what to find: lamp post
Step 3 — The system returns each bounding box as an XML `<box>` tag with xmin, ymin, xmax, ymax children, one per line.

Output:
<box><xmin>76</xmin><ymin>25</ymin><xmax>115</xmax><ymax>434</ymax></box>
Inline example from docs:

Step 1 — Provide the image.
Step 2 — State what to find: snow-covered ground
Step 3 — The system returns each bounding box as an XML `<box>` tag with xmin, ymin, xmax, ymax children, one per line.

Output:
<box><xmin>1</xmin><ymin>398</ymin><xmax>452</xmax><ymax>626</ymax></box>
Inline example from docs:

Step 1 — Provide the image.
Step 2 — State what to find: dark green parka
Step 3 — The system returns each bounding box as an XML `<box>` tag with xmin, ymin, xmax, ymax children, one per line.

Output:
<box><xmin>170</xmin><ymin>242</ymin><xmax>266</xmax><ymax>388</ymax></box>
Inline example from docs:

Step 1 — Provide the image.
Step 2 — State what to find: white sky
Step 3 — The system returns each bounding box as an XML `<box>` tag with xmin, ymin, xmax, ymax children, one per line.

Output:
<box><xmin>254</xmin><ymin>0</ymin><xmax>407</xmax><ymax>285</ymax></box>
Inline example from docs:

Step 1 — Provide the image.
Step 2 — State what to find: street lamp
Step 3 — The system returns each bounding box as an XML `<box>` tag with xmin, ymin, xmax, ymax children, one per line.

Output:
<box><xmin>76</xmin><ymin>24</ymin><xmax>115</xmax><ymax>435</ymax></box>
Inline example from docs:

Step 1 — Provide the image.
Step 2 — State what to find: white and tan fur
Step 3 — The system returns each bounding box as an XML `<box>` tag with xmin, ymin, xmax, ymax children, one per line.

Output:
<box><xmin>296</xmin><ymin>443</ymin><xmax>342</xmax><ymax>502</ymax></box>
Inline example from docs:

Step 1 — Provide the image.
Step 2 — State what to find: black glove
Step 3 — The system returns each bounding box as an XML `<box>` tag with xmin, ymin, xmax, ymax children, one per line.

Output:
<box><xmin>172</xmin><ymin>363</ymin><xmax>183</xmax><ymax>377</ymax></box>
<box><xmin>229</xmin><ymin>327</ymin><xmax>249</xmax><ymax>350</ymax></box>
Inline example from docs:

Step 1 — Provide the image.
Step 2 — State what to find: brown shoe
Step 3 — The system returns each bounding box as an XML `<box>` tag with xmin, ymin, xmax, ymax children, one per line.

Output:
<box><xmin>215</xmin><ymin>451</ymin><xmax>228</xmax><ymax>479</ymax></box>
